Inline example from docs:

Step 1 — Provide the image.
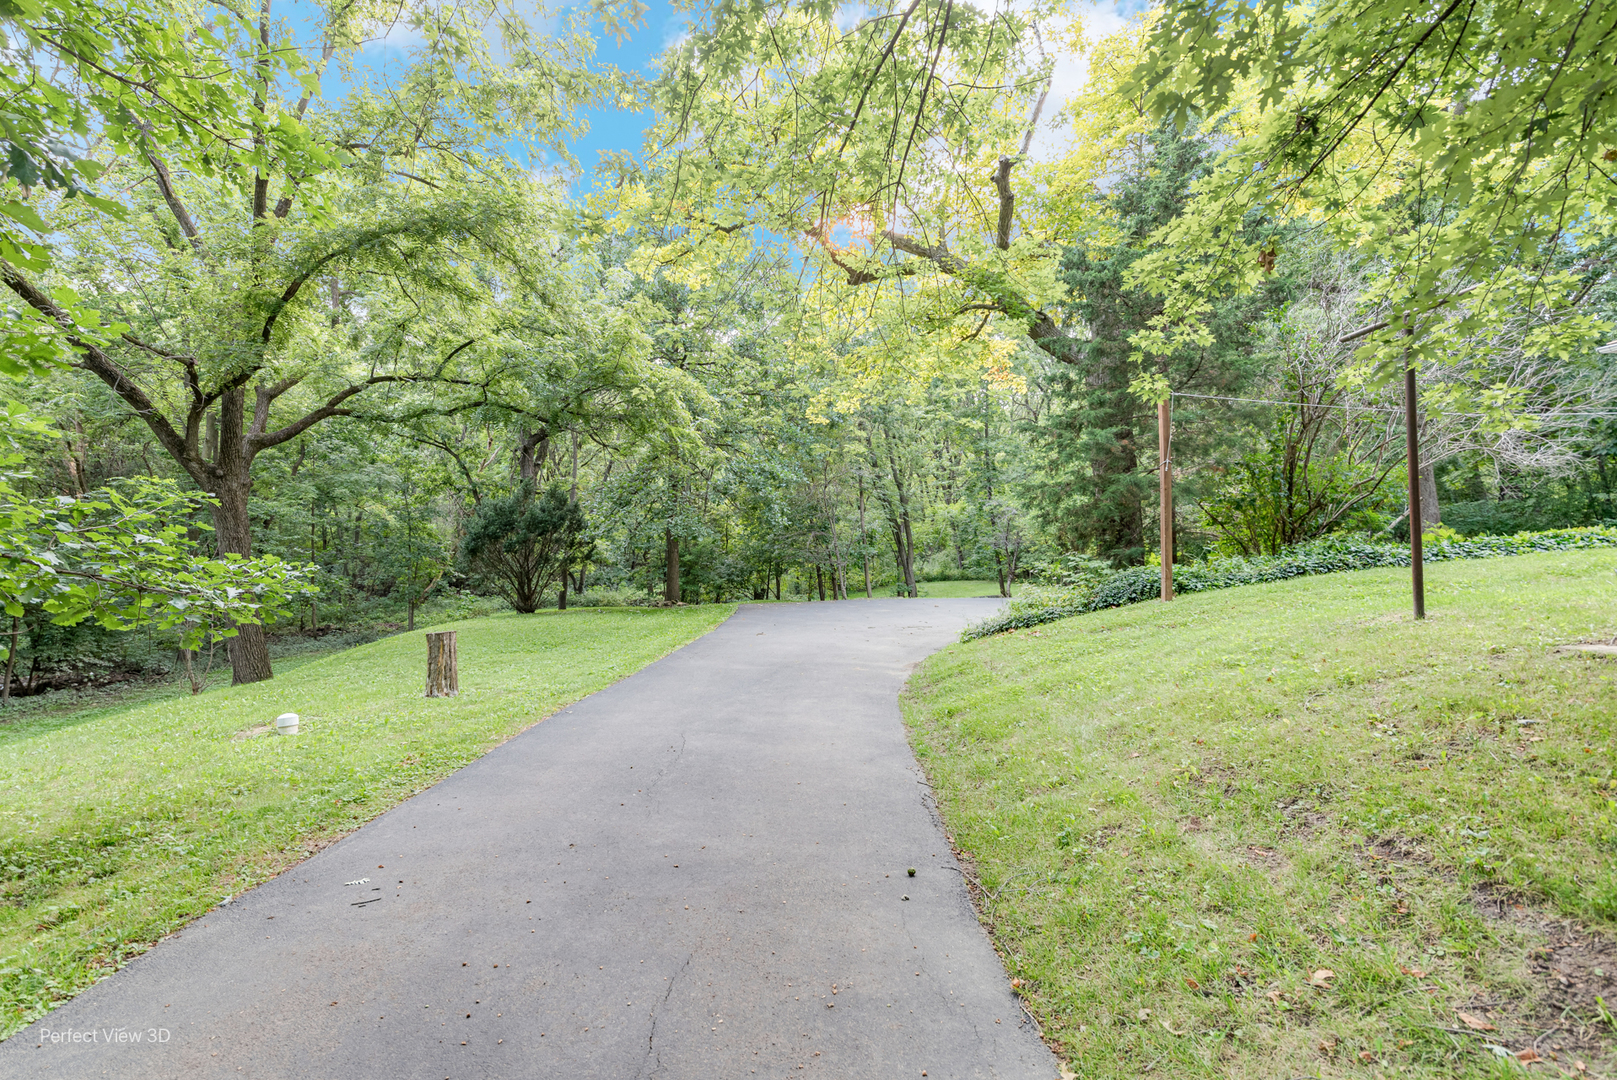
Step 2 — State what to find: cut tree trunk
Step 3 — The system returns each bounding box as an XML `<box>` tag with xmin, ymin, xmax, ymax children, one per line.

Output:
<box><xmin>425</xmin><ymin>631</ymin><xmax>458</xmax><ymax>698</ymax></box>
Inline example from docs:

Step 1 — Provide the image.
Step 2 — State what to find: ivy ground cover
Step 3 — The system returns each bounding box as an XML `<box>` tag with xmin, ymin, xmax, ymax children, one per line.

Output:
<box><xmin>905</xmin><ymin>550</ymin><xmax>1617</xmax><ymax>1078</ymax></box>
<box><xmin>0</xmin><ymin>605</ymin><xmax>731</xmax><ymax>1038</ymax></box>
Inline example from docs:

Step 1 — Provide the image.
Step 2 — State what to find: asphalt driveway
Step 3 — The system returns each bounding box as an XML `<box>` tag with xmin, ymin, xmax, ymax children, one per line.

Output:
<box><xmin>2</xmin><ymin>598</ymin><xmax>1059</xmax><ymax>1080</ymax></box>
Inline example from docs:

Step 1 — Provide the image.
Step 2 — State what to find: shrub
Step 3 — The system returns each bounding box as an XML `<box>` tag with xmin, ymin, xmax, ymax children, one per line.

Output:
<box><xmin>458</xmin><ymin>483</ymin><xmax>585</xmax><ymax>614</ymax></box>
<box><xmin>962</xmin><ymin>527</ymin><xmax>1617</xmax><ymax>639</ymax></box>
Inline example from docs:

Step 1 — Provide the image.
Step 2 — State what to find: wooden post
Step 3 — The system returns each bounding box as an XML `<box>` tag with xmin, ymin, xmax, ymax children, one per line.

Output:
<box><xmin>425</xmin><ymin>631</ymin><xmax>458</xmax><ymax>698</ymax></box>
<box><xmin>1159</xmin><ymin>399</ymin><xmax>1173</xmax><ymax>601</ymax></box>
<box><xmin>1403</xmin><ymin>360</ymin><xmax>1426</xmax><ymax>620</ymax></box>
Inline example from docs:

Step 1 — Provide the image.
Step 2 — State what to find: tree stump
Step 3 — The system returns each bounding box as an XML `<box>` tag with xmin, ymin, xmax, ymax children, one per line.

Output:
<box><xmin>425</xmin><ymin>631</ymin><xmax>458</xmax><ymax>698</ymax></box>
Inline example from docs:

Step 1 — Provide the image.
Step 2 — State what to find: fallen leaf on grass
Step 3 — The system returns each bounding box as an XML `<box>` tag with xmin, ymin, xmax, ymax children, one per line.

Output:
<box><xmin>1516</xmin><ymin>1048</ymin><xmax>1542</xmax><ymax>1063</ymax></box>
<box><xmin>1184</xmin><ymin>977</ymin><xmax>1200</xmax><ymax>990</ymax></box>
<box><xmin>1457</xmin><ymin>1011</ymin><xmax>1496</xmax><ymax>1032</ymax></box>
<box><xmin>1399</xmin><ymin>966</ymin><xmax>1427</xmax><ymax>978</ymax></box>
<box><xmin>1137</xmin><ymin>1008</ymin><xmax>1151</xmax><ymax>1020</ymax></box>
<box><xmin>1160</xmin><ymin>1020</ymin><xmax>1187</xmax><ymax>1036</ymax></box>
<box><xmin>1309</xmin><ymin>969</ymin><xmax>1335</xmax><ymax>989</ymax></box>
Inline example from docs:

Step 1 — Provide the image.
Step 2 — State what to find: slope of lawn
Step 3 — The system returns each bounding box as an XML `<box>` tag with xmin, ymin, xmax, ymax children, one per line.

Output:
<box><xmin>0</xmin><ymin>605</ymin><xmax>732</xmax><ymax>1037</ymax></box>
<box><xmin>903</xmin><ymin>550</ymin><xmax>1617</xmax><ymax>1079</ymax></box>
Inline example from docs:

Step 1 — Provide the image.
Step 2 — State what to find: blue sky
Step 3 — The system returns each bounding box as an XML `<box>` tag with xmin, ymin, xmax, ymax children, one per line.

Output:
<box><xmin>276</xmin><ymin>0</ymin><xmax>688</xmax><ymax>186</ymax></box>
<box><xmin>565</xmin><ymin>0</ymin><xmax>690</xmax><ymax>180</ymax></box>
<box><xmin>278</xmin><ymin>0</ymin><xmax>1133</xmax><ymax>189</ymax></box>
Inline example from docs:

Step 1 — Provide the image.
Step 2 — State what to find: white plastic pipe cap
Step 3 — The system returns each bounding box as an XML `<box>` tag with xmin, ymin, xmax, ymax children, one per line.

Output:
<box><xmin>275</xmin><ymin>712</ymin><xmax>300</xmax><ymax>735</ymax></box>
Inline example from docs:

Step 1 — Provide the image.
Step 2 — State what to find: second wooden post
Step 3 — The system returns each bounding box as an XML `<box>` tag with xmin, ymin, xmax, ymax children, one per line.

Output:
<box><xmin>1159</xmin><ymin>398</ymin><xmax>1173</xmax><ymax>601</ymax></box>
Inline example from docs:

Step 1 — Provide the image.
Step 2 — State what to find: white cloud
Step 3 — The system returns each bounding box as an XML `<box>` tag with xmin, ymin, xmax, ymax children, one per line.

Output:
<box><xmin>1020</xmin><ymin>1</ymin><xmax>1134</xmax><ymax>163</ymax></box>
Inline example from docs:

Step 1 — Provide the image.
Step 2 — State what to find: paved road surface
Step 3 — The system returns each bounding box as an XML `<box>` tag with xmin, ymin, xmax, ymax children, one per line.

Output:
<box><xmin>2</xmin><ymin>599</ymin><xmax>1060</xmax><ymax>1080</ymax></box>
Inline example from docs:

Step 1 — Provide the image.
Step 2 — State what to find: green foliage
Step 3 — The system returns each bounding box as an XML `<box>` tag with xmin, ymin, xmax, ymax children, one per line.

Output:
<box><xmin>0</xmin><ymin>402</ymin><xmax>312</xmax><ymax>652</ymax></box>
<box><xmin>1027</xmin><ymin>121</ymin><xmax>1284</xmax><ymax>563</ymax></box>
<box><xmin>0</xmin><ymin>476</ymin><xmax>315</xmax><ymax>649</ymax></box>
<box><xmin>965</xmin><ymin>527</ymin><xmax>1617</xmax><ymax>639</ymax></box>
<box><xmin>459</xmin><ymin>484</ymin><xmax>585</xmax><ymax>614</ymax></box>
<box><xmin>1198</xmin><ymin>416</ymin><xmax>1397</xmax><ymax>555</ymax></box>
<box><xmin>1123</xmin><ymin>0</ymin><xmax>1617</xmax><ymax>376</ymax></box>
<box><xmin>1442</xmin><ymin>494</ymin><xmax>1617</xmax><ymax>538</ymax></box>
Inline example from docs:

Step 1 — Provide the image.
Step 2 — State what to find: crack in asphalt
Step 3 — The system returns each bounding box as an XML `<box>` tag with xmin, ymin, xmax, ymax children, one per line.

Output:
<box><xmin>640</xmin><ymin>736</ymin><xmax>687</xmax><ymax>813</ymax></box>
<box><xmin>638</xmin><ymin>950</ymin><xmax>694</xmax><ymax>1080</ymax></box>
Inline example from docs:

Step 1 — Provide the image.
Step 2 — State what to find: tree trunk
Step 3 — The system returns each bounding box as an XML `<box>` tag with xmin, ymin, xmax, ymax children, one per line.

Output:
<box><xmin>425</xmin><ymin>631</ymin><xmax>458</xmax><ymax>698</ymax></box>
<box><xmin>664</xmin><ymin>529</ymin><xmax>680</xmax><ymax>604</ymax></box>
<box><xmin>309</xmin><ymin>514</ymin><xmax>318</xmax><ymax>632</ymax></box>
<box><xmin>900</xmin><ymin>515</ymin><xmax>918</xmax><ymax>597</ymax></box>
<box><xmin>518</xmin><ymin>427</ymin><xmax>549</xmax><ymax>485</ymax></box>
<box><xmin>558</xmin><ymin>567</ymin><xmax>568</xmax><ymax>610</ymax></box>
<box><xmin>2</xmin><ymin>616</ymin><xmax>17</xmax><ymax>707</ymax></box>
<box><xmin>213</xmin><ymin>387</ymin><xmax>274</xmax><ymax>685</ymax></box>
<box><xmin>816</xmin><ymin>565</ymin><xmax>826</xmax><ymax>601</ymax></box>
<box><xmin>407</xmin><ymin>599</ymin><xmax>416</xmax><ymax>631</ymax></box>
<box><xmin>995</xmin><ymin>550</ymin><xmax>1008</xmax><ymax>597</ymax></box>
<box><xmin>1419</xmin><ymin>462</ymin><xmax>1440</xmax><ymax>528</ymax></box>
<box><xmin>857</xmin><ymin>474</ymin><xmax>873</xmax><ymax>598</ymax></box>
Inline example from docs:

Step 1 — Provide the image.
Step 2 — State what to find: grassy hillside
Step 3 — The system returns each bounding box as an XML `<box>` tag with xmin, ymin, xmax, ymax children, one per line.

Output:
<box><xmin>903</xmin><ymin>551</ymin><xmax>1617</xmax><ymax>1078</ymax></box>
<box><xmin>0</xmin><ymin>605</ymin><xmax>732</xmax><ymax>1037</ymax></box>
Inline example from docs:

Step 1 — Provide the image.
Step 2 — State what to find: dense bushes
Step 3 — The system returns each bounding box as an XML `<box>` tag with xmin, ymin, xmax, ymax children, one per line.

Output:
<box><xmin>1440</xmin><ymin>497</ymin><xmax>1614</xmax><ymax>538</ymax></box>
<box><xmin>962</xmin><ymin>527</ymin><xmax>1617</xmax><ymax>639</ymax></box>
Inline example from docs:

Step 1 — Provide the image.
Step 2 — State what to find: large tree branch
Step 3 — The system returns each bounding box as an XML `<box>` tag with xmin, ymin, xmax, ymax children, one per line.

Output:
<box><xmin>248</xmin><ymin>336</ymin><xmax>488</xmax><ymax>455</ymax></box>
<box><xmin>2</xmin><ymin>266</ymin><xmax>208</xmax><ymax>485</ymax></box>
<box><xmin>261</xmin><ymin>223</ymin><xmax>424</xmax><ymax>344</ymax></box>
<box><xmin>883</xmin><ymin>229</ymin><xmax>1083</xmax><ymax>362</ymax></box>
<box><xmin>247</xmin><ymin>376</ymin><xmax>399</xmax><ymax>455</ymax></box>
<box><xmin>992</xmin><ymin>157</ymin><xmax>1014</xmax><ymax>250</ymax></box>
<box><xmin>883</xmin><ymin>229</ymin><xmax>970</xmax><ymax>274</ymax></box>
<box><xmin>251</xmin><ymin>377</ymin><xmax>302</xmax><ymax>436</ymax></box>
<box><xmin>144</xmin><ymin>149</ymin><xmax>206</xmax><ymax>254</ymax></box>
<box><xmin>804</xmin><ymin>225</ymin><xmax>886</xmax><ymax>285</ymax></box>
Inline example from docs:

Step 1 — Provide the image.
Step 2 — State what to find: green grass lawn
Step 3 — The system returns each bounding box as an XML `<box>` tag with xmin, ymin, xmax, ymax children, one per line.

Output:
<box><xmin>0</xmin><ymin>605</ymin><xmax>731</xmax><ymax>1037</ymax></box>
<box><xmin>903</xmin><ymin>550</ymin><xmax>1617</xmax><ymax>1078</ymax></box>
<box><xmin>917</xmin><ymin>579</ymin><xmax>1017</xmax><ymax>598</ymax></box>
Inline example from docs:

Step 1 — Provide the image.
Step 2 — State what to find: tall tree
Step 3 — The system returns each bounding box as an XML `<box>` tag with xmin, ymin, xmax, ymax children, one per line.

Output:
<box><xmin>6</xmin><ymin>0</ymin><xmax>624</xmax><ymax>682</ymax></box>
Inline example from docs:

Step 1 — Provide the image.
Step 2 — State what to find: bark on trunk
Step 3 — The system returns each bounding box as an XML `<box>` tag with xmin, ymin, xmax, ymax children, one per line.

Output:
<box><xmin>2</xmin><ymin>616</ymin><xmax>17</xmax><ymax>707</ymax></box>
<box><xmin>857</xmin><ymin>475</ymin><xmax>873</xmax><ymax>598</ymax></box>
<box><xmin>1418</xmin><ymin>462</ymin><xmax>1440</xmax><ymax>528</ymax></box>
<box><xmin>519</xmin><ymin>427</ymin><xmax>549</xmax><ymax>485</ymax></box>
<box><xmin>214</xmin><ymin>387</ymin><xmax>274</xmax><ymax>685</ymax></box>
<box><xmin>664</xmin><ymin>529</ymin><xmax>680</xmax><ymax>604</ymax></box>
<box><xmin>425</xmin><ymin>631</ymin><xmax>458</xmax><ymax>697</ymax></box>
